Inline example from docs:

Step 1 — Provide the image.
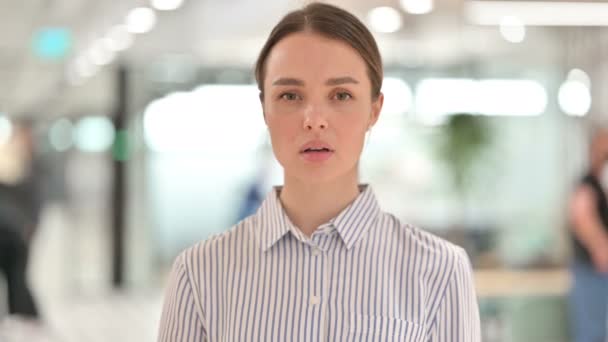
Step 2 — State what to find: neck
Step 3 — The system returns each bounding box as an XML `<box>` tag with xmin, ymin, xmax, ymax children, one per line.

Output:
<box><xmin>279</xmin><ymin>170</ymin><xmax>360</xmax><ymax>237</ymax></box>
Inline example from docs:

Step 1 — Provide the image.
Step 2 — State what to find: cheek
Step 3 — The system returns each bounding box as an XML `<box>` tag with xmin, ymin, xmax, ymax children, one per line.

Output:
<box><xmin>266</xmin><ymin>117</ymin><xmax>300</xmax><ymax>157</ymax></box>
<box><xmin>268</xmin><ymin>115</ymin><xmax>298</xmax><ymax>134</ymax></box>
<box><xmin>334</xmin><ymin>110</ymin><xmax>368</xmax><ymax>138</ymax></box>
<box><xmin>335</xmin><ymin>123</ymin><xmax>367</xmax><ymax>160</ymax></box>
<box><xmin>346</xmin><ymin>128</ymin><xmax>367</xmax><ymax>149</ymax></box>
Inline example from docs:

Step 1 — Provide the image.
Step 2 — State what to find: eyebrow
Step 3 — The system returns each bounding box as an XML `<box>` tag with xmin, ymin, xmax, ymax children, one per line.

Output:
<box><xmin>271</xmin><ymin>76</ymin><xmax>359</xmax><ymax>86</ymax></box>
<box><xmin>325</xmin><ymin>76</ymin><xmax>359</xmax><ymax>86</ymax></box>
<box><xmin>272</xmin><ymin>78</ymin><xmax>304</xmax><ymax>86</ymax></box>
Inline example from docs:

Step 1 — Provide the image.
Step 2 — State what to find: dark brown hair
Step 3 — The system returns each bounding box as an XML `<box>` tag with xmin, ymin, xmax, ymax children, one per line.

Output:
<box><xmin>254</xmin><ymin>2</ymin><xmax>383</xmax><ymax>100</ymax></box>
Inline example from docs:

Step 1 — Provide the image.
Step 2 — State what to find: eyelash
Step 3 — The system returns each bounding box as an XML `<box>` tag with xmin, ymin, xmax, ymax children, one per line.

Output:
<box><xmin>279</xmin><ymin>92</ymin><xmax>301</xmax><ymax>101</ymax></box>
<box><xmin>278</xmin><ymin>91</ymin><xmax>353</xmax><ymax>101</ymax></box>
<box><xmin>333</xmin><ymin>91</ymin><xmax>353</xmax><ymax>101</ymax></box>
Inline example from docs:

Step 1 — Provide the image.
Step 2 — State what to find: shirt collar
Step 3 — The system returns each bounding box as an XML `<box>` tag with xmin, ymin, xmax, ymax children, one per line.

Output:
<box><xmin>255</xmin><ymin>186</ymin><xmax>294</xmax><ymax>252</ymax></box>
<box><xmin>255</xmin><ymin>184</ymin><xmax>381</xmax><ymax>252</ymax></box>
<box><xmin>330</xmin><ymin>184</ymin><xmax>381</xmax><ymax>249</ymax></box>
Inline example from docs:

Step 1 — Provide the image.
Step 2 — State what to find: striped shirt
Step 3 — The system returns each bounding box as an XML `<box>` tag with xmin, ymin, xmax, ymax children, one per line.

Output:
<box><xmin>158</xmin><ymin>185</ymin><xmax>481</xmax><ymax>341</ymax></box>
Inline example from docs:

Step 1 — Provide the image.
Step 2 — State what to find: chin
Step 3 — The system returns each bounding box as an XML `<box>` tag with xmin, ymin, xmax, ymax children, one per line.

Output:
<box><xmin>293</xmin><ymin>170</ymin><xmax>337</xmax><ymax>184</ymax></box>
<box><xmin>289</xmin><ymin>166</ymin><xmax>356</xmax><ymax>186</ymax></box>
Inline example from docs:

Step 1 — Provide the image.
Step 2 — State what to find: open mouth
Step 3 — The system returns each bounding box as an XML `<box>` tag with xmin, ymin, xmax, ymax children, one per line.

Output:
<box><xmin>301</xmin><ymin>147</ymin><xmax>333</xmax><ymax>153</ymax></box>
<box><xmin>299</xmin><ymin>142</ymin><xmax>334</xmax><ymax>162</ymax></box>
<box><xmin>299</xmin><ymin>140</ymin><xmax>335</xmax><ymax>162</ymax></box>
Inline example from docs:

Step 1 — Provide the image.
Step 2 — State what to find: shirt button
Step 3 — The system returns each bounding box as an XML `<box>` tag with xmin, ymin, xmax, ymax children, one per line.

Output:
<box><xmin>310</xmin><ymin>295</ymin><xmax>320</xmax><ymax>305</ymax></box>
<box><xmin>312</xmin><ymin>248</ymin><xmax>322</xmax><ymax>256</ymax></box>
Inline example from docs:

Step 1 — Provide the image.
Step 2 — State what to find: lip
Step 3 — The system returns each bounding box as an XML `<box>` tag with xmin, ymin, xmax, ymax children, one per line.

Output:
<box><xmin>299</xmin><ymin>139</ymin><xmax>334</xmax><ymax>163</ymax></box>
<box><xmin>299</xmin><ymin>140</ymin><xmax>335</xmax><ymax>153</ymax></box>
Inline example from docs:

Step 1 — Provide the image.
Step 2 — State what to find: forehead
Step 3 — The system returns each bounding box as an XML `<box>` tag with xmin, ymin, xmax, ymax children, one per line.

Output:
<box><xmin>264</xmin><ymin>32</ymin><xmax>368</xmax><ymax>82</ymax></box>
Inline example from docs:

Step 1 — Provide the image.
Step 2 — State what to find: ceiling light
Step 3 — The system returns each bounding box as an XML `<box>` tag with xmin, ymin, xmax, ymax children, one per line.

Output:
<box><xmin>105</xmin><ymin>25</ymin><xmax>134</xmax><ymax>51</ymax></box>
<box><xmin>567</xmin><ymin>68</ymin><xmax>591</xmax><ymax>88</ymax></box>
<box><xmin>368</xmin><ymin>7</ymin><xmax>403</xmax><ymax>33</ymax></box>
<box><xmin>400</xmin><ymin>0</ymin><xmax>434</xmax><ymax>15</ymax></box>
<box><xmin>499</xmin><ymin>16</ymin><xmax>526</xmax><ymax>43</ymax></box>
<box><xmin>559</xmin><ymin>80</ymin><xmax>591</xmax><ymax>116</ymax></box>
<box><xmin>88</xmin><ymin>40</ymin><xmax>116</xmax><ymax>66</ymax></box>
<box><xmin>126</xmin><ymin>7</ymin><xmax>157</xmax><ymax>34</ymax></box>
<box><xmin>150</xmin><ymin>0</ymin><xmax>184</xmax><ymax>11</ymax></box>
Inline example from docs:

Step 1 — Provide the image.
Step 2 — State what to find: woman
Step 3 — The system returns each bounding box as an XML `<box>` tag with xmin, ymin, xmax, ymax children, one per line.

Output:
<box><xmin>158</xmin><ymin>3</ymin><xmax>480</xmax><ymax>341</ymax></box>
<box><xmin>0</xmin><ymin>122</ymin><xmax>40</xmax><ymax>320</ymax></box>
<box><xmin>0</xmin><ymin>222</ymin><xmax>39</xmax><ymax>318</ymax></box>
<box><xmin>568</xmin><ymin>129</ymin><xmax>608</xmax><ymax>342</ymax></box>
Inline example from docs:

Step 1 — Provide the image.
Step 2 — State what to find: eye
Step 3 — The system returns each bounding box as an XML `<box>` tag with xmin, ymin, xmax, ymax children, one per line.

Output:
<box><xmin>334</xmin><ymin>91</ymin><xmax>353</xmax><ymax>101</ymax></box>
<box><xmin>279</xmin><ymin>92</ymin><xmax>300</xmax><ymax>101</ymax></box>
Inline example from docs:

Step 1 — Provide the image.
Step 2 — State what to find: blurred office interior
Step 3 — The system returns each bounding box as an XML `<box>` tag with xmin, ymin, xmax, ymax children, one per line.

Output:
<box><xmin>0</xmin><ymin>0</ymin><xmax>607</xmax><ymax>340</ymax></box>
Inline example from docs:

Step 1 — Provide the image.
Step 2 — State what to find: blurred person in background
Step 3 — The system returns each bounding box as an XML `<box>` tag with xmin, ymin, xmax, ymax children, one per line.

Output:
<box><xmin>568</xmin><ymin>129</ymin><xmax>608</xmax><ymax>342</ymax></box>
<box><xmin>0</xmin><ymin>120</ymin><xmax>45</xmax><ymax>324</ymax></box>
<box><xmin>236</xmin><ymin>143</ymin><xmax>275</xmax><ymax>221</ymax></box>
<box><xmin>158</xmin><ymin>2</ymin><xmax>480</xmax><ymax>341</ymax></box>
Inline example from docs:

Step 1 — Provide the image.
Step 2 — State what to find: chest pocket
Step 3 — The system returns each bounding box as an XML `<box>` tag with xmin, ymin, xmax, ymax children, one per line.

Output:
<box><xmin>349</xmin><ymin>313</ymin><xmax>425</xmax><ymax>341</ymax></box>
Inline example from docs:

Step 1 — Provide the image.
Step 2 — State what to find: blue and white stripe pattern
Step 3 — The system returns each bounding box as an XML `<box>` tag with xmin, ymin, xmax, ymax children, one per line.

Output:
<box><xmin>158</xmin><ymin>185</ymin><xmax>480</xmax><ymax>341</ymax></box>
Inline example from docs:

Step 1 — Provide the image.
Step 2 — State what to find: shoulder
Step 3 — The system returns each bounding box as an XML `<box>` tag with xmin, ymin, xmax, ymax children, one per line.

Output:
<box><xmin>378</xmin><ymin>213</ymin><xmax>472</xmax><ymax>298</ymax></box>
<box><xmin>373</xmin><ymin>212</ymin><xmax>474</xmax><ymax>315</ymax></box>
<box><xmin>385</xmin><ymin>215</ymin><xmax>475</xmax><ymax>303</ymax></box>
<box><xmin>382</xmin><ymin>212</ymin><xmax>468</xmax><ymax>263</ymax></box>
<box><xmin>176</xmin><ymin>215</ymin><xmax>258</xmax><ymax>275</ymax></box>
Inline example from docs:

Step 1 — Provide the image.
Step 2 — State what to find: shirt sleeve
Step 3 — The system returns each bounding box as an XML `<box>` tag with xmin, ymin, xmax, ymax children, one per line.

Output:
<box><xmin>157</xmin><ymin>252</ymin><xmax>207</xmax><ymax>342</ymax></box>
<box><xmin>428</xmin><ymin>247</ymin><xmax>481</xmax><ymax>342</ymax></box>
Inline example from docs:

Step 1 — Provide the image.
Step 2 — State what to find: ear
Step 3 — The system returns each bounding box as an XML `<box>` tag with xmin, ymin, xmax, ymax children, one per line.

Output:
<box><xmin>369</xmin><ymin>92</ymin><xmax>384</xmax><ymax>129</ymax></box>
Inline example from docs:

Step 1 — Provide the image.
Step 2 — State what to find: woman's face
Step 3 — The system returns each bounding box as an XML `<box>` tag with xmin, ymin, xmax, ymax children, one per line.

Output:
<box><xmin>261</xmin><ymin>32</ymin><xmax>383</xmax><ymax>185</ymax></box>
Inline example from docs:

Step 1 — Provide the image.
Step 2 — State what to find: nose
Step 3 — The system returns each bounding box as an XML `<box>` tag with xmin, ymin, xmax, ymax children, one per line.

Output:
<box><xmin>302</xmin><ymin>103</ymin><xmax>328</xmax><ymax>131</ymax></box>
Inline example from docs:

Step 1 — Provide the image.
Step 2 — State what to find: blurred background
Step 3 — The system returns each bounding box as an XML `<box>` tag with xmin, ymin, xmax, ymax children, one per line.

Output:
<box><xmin>0</xmin><ymin>0</ymin><xmax>606</xmax><ymax>341</ymax></box>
